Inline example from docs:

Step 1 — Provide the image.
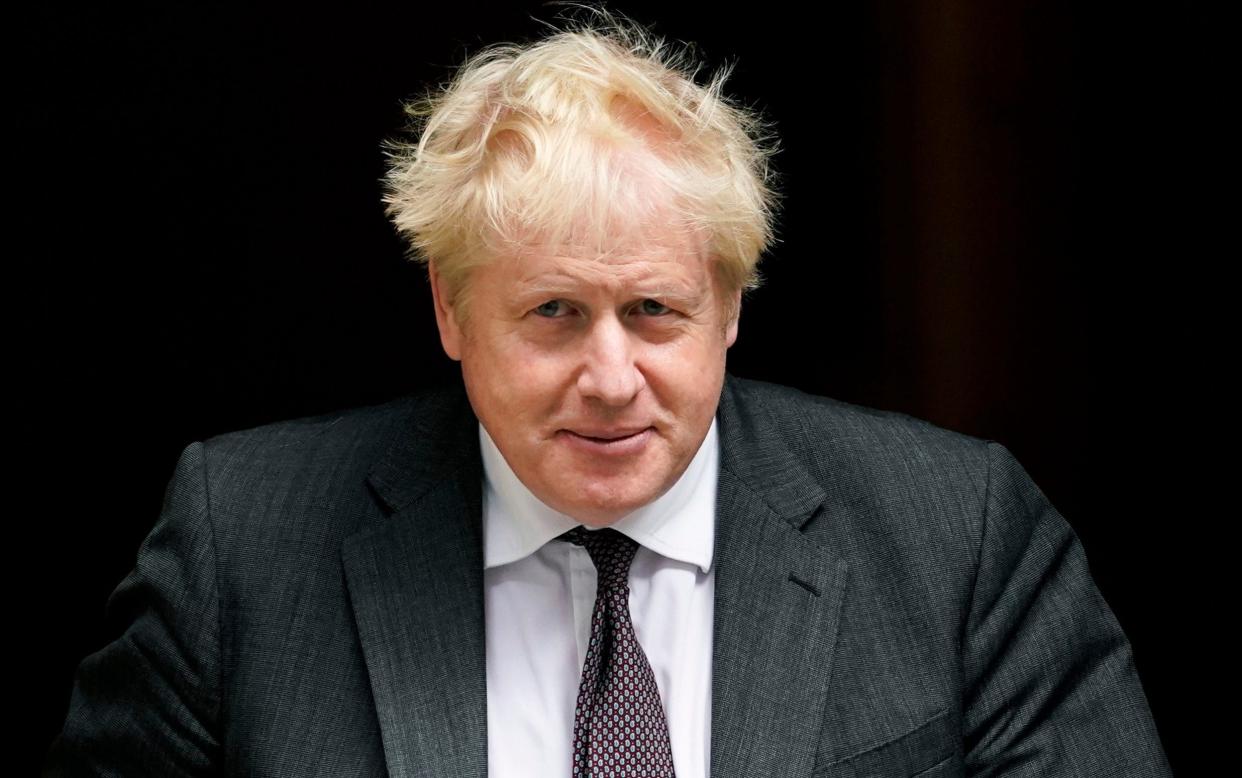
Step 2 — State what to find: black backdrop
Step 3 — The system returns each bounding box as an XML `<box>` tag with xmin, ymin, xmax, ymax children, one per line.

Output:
<box><xmin>20</xmin><ymin>1</ymin><xmax>1199</xmax><ymax>772</ymax></box>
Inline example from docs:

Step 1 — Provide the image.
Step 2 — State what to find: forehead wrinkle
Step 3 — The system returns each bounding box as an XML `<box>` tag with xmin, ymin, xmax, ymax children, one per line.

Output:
<box><xmin>512</xmin><ymin>252</ymin><xmax>704</xmax><ymax>300</ymax></box>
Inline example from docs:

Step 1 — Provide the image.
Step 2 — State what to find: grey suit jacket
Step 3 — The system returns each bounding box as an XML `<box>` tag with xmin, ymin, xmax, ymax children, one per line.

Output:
<box><xmin>47</xmin><ymin>374</ymin><xmax>1171</xmax><ymax>776</ymax></box>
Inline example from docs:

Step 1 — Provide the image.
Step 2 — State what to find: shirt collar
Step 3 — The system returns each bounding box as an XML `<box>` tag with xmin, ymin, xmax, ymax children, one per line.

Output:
<box><xmin>481</xmin><ymin>419</ymin><xmax>718</xmax><ymax>574</ymax></box>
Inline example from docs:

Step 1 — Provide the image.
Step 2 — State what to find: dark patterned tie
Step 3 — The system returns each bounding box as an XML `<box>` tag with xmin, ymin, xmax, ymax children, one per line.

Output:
<box><xmin>559</xmin><ymin>526</ymin><xmax>677</xmax><ymax>777</ymax></box>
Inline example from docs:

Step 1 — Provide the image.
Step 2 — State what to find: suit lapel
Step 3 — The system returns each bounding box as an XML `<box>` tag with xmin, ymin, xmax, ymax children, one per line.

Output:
<box><xmin>710</xmin><ymin>375</ymin><xmax>851</xmax><ymax>777</ymax></box>
<box><xmin>343</xmin><ymin>384</ymin><xmax>488</xmax><ymax>778</ymax></box>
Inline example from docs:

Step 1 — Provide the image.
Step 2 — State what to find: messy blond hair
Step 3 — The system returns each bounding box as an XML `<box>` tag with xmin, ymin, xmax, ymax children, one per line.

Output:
<box><xmin>381</xmin><ymin>5</ymin><xmax>781</xmax><ymax>323</ymax></box>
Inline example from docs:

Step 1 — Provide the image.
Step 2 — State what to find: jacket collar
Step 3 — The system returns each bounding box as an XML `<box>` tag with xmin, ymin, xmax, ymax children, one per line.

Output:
<box><xmin>708</xmin><ymin>374</ymin><xmax>848</xmax><ymax>775</ymax></box>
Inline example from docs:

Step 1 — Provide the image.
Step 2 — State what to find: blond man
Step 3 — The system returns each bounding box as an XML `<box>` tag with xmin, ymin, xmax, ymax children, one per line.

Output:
<box><xmin>48</xmin><ymin>9</ymin><xmax>1169</xmax><ymax>777</ymax></box>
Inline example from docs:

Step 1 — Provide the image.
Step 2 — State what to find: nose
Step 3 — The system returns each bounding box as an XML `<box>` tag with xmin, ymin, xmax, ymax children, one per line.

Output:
<box><xmin>576</xmin><ymin>314</ymin><xmax>646</xmax><ymax>407</ymax></box>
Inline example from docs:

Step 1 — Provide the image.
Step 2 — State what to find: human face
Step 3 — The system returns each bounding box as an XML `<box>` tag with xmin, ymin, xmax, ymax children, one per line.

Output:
<box><xmin>429</xmin><ymin>237</ymin><xmax>739</xmax><ymax>526</ymax></box>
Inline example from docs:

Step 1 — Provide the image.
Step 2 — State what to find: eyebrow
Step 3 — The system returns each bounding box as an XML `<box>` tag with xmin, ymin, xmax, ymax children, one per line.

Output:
<box><xmin>513</xmin><ymin>278</ymin><xmax>706</xmax><ymax>306</ymax></box>
<box><xmin>514</xmin><ymin>279</ymin><xmax>710</xmax><ymax>304</ymax></box>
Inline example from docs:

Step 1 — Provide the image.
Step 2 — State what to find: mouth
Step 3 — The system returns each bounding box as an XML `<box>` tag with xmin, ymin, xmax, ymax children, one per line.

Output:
<box><xmin>567</xmin><ymin>427</ymin><xmax>649</xmax><ymax>441</ymax></box>
<box><xmin>557</xmin><ymin>426</ymin><xmax>654</xmax><ymax>455</ymax></box>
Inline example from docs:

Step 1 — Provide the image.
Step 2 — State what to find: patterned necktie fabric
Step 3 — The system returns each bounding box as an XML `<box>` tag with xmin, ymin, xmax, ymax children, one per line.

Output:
<box><xmin>558</xmin><ymin>526</ymin><xmax>677</xmax><ymax>777</ymax></box>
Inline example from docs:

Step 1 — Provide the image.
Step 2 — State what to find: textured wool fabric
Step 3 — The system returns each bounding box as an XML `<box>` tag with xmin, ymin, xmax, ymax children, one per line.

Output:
<box><xmin>560</xmin><ymin>527</ymin><xmax>677</xmax><ymax>777</ymax></box>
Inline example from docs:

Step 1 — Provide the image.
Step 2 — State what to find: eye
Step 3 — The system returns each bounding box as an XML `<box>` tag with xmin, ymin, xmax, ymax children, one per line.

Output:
<box><xmin>532</xmin><ymin>299</ymin><xmax>571</xmax><ymax>318</ymax></box>
<box><xmin>637</xmin><ymin>299</ymin><xmax>671</xmax><ymax>316</ymax></box>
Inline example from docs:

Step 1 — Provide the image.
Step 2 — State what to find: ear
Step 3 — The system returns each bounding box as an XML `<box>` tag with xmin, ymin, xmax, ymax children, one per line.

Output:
<box><xmin>724</xmin><ymin>288</ymin><xmax>741</xmax><ymax>348</ymax></box>
<box><xmin>428</xmin><ymin>261</ymin><xmax>464</xmax><ymax>361</ymax></box>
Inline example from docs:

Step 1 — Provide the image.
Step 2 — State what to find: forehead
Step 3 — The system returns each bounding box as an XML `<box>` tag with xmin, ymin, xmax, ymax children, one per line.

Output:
<box><xmin>520</xmin><ymin>247</ymin><xmax>700</xmax><ymax>280</ymax></box>
<box><xmin>499</xmin><ymin>231</ymin><xmax>714</xmax><ymax>293</ymax></box>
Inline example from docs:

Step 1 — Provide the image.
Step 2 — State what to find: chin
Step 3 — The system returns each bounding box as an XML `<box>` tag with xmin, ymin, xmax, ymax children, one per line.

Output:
<box><xmin>563</xmin><ymin>483</ymin><xmax>653</xmax><ymax>523</ymax></box>
<box><xmin>573</xmin><ymin>513</ymin><xmax>627</xmax><ymax>529</ymax></box>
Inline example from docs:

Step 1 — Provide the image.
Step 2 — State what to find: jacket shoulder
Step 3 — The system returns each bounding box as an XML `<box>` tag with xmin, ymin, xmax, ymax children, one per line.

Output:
<box><xmin>729</xmin><ymin>375</ymin><xmax>992</xmax><ymax>467</ymax></box>
<box><xmin>723</xmin><ymin>375</ymin><xmax>995</xmax><ymax>534</ymax></box>
<box><xmin>203</xmin><ymin>379</ymin><xmax>469</xmax><ymax>464</ymax></box>
<box><xmin>202</xmin><ymin>392</ymin><xmax>416</xmax><ymax>469</ymax></box>
<box><xmin>190</xmin><ymin>383</ymin><xmax>466</xmax><ymax>536</ymax></box>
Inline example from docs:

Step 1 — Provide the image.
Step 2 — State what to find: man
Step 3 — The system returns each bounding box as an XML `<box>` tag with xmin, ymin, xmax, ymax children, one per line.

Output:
<box><xmin>47</xmin><ymin>10</ymin><xmax>1170</xmax><ymax>777</ymax></box>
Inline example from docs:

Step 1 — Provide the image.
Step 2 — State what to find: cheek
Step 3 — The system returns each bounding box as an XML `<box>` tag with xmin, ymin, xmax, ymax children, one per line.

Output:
<box><xmin>463</xmin><ymin>340</ymin><xmax>575</xmax><ymax>423</ymax></box>
<box><xmin>638</xmin><ymin>338</ymin><xmax>727</xmax><ymax>420</ymax></box>
<box><xmin>648</xmin><ymin>331</ymin><xmax>728</xmax><ymax>380</ymax></box>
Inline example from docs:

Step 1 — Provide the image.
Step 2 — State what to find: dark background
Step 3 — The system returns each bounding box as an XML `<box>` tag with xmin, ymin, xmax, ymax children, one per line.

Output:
<box><xmin>20</xmin><ymin>1</ymin><xmax>1199</xmax><ymax>772</ymax></box>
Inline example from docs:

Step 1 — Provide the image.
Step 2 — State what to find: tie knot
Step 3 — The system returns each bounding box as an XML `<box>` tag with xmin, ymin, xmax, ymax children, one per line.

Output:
<box><xmin>558</xmin><ymin>527</ymin><xmax>639</xmax><ymax>589</ymax></box>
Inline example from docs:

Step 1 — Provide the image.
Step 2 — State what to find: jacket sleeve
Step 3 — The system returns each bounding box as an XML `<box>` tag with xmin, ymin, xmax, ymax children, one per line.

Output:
<box><xmin>960</xmin><ymin>442</ymin><xmax>1170</xmax><ymax>775</ymax></box>
<box><xmin>45</xmin><ymin>442</ymin><xmax>222</xmax><ymax>776</ymax></box>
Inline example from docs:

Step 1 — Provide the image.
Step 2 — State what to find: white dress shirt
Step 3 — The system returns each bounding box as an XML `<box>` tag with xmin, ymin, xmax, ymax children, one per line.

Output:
<box><xmin>481</xmin><ymin>420</ymin><xmax>718</xmax><ymax>778</ymax></box>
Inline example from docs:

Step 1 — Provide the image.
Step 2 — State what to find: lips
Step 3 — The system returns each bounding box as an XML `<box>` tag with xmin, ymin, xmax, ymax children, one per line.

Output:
<box><xmin>556</xmin><ymin>426</ymin><xmax>654</xmax><ymax>456</ymax></box>
<box><xmin>566</xmin><ymin>427</ymin><xmax>649</xmax><ymax>442</ymax></box>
